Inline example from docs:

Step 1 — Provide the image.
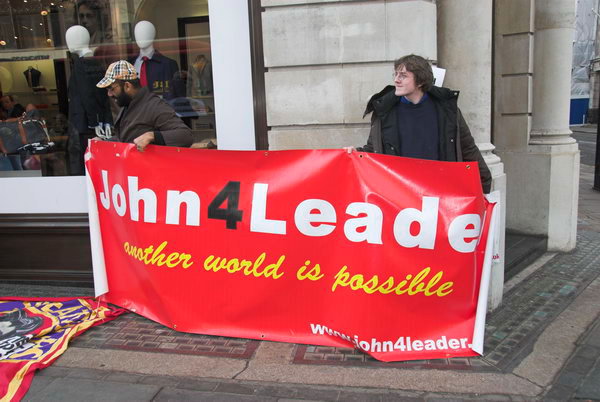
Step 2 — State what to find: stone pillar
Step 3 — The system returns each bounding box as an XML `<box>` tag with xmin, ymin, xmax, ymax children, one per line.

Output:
<box><xmin>437</xmin><ymin>0</ymin><xmax>507</xmax><ymax>310</ymax></box>
<box><xmin>526</xmin><ymin>0</ymin><xmax>580</xmax><ymax>250</ymax></box>
<box><xmin>530</xmin><ymin>2</ymin><xmax>576</xmax><ymax>145</ymax></box>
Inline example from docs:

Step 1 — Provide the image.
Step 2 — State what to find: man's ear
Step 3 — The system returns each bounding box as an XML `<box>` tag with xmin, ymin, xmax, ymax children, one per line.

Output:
<box><xmin>123</xmin><ymin>82</ymin><xmax>135</xmax><ymax>94</ymax></box>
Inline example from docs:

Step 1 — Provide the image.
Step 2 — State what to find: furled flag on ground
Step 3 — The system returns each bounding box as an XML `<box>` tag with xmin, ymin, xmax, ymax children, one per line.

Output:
<box><xmin>0</xmin><ymin>297</ymin><xmax>125</xmax><ymax>401</ymax></box>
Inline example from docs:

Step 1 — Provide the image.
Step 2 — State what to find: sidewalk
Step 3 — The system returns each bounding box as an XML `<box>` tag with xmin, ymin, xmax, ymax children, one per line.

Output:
<box><xmin>7</xmin><ymin>147</ymin><xmax>600</xmax><ymax>401</ymax></box>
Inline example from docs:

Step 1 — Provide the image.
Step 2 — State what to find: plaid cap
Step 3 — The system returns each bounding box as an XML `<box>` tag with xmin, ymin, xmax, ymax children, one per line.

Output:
<box><xmin>96</xmin><ymin>60</ymin><xmax>138</xmax><ymax>88</ymax></box>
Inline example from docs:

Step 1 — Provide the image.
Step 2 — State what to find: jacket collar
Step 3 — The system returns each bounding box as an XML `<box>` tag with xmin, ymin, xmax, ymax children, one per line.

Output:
<box><xmin>129</xmin><ymin>86</ymin><xmax>151</xmax><ymax>109</ymax></box>
<box><xmin>115</xmin><ymin>86</ymin><xmax>151</xmax><ymax>123</ymax></box>
<box><xmin>148</xmin><ymin>51</ymin><xmax>170</xmax><ymax>64</ymax></box>
<box><xmin>132</xmin><ymin>51</ymin><xmax>169</xmax><ymax>65</ymax></box>
<box><xmin>364</xmin><ymin>85</ymin><xmax>460</xmax><ymax>117</ymax></box>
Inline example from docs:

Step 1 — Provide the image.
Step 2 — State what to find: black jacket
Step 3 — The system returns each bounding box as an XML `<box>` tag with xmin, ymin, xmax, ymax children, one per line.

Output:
<box><xmin>360</xmin><ymin>85</ymin><xmax>492</xmax><ymax>193</ymax></box>
<box><xmin>68</xmin><ymin>54</ymin><xmax>113</xmax><ymax>132</ymax></box>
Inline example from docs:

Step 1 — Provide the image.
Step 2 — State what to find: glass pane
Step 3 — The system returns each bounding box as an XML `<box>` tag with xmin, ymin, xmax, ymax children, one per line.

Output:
<box><xmin>0</xmin><ymin>0</ymin><xmax>214</xmax><ymax>178</ymax></box>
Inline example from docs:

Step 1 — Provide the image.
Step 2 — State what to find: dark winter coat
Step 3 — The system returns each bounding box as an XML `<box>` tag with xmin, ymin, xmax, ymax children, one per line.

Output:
<box><xmin>68</xmin><ymin>54</ymin><xmax>113</xmax><ymax>132</ymax></box>
<box><xmin>360</xmin><ymin>85</ymin><xmax>492</xmax><ymax>193</ymax></box>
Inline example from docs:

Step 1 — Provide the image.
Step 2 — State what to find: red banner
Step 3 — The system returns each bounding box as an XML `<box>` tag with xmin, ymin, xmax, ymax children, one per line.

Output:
<box><xmin>85</xmin><ymin>141</ymin><xmax>497</xmax><ymax>362</ymax></box>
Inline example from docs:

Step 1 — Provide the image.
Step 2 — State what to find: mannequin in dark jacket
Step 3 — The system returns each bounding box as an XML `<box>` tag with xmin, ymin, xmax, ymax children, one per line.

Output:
<box><xmin>130</xmin><ymin>21</ymin><xmax>179</xmax><ymax>99</ymax></box>
<box><xmin>65</xmin><ymin>25</ymin><xmax>113</xmax><ymax>175</ymax></box>
<box><xmin>68</xmin><ymin>53</ymin><xmax>113</xmax><ymax>133</ymax></box>
<box><xmin>359</xmin><ymin>54</ymin><xmax>492</xmax><ymax>193</ymax></box>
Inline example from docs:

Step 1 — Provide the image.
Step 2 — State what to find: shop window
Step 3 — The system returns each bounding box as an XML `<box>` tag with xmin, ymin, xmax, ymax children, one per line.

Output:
<box><xmin>0</xmin><ymin>0</ymin><xmax>215</xmax><ymax>177</ymax></box>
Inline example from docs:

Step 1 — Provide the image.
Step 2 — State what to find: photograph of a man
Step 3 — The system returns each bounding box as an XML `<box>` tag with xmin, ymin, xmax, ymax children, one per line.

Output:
<box><xmin>359</xmin><ymin>54</ymin><xmax>491</xmax><ymax>193</ymax></box>
<box><xmin>96</xmin><ymin>60</ymin><xmax>193</xmax><ymax>151</ymax></box>
<box><xmin>75</xmin><ymin>0</ymin><xmax>112</xmax><ymax>44</ymax></box>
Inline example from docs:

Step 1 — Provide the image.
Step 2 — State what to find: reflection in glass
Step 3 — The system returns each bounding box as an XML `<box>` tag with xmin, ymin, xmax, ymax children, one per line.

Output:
<box><xmin>0</xmin><ymin>0</ymin><xmax>215</xmax><ymax>176</ymax></box>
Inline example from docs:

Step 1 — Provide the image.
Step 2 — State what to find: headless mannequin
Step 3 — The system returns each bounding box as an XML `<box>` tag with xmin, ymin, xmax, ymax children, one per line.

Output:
<box><xmin>65</xmin><ymin>25</ymin><xmax>111</xmax><ymax>138</ymax></box>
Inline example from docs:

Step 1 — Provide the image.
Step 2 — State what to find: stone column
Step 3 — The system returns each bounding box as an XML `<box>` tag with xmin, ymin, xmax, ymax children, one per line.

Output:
<box><xmin>437</xmin><ymin>0</ymin><xmax>507</xmax><ymax>310</ymax></box>
<box><xmin>529</xmin><ymin>1</ymin><xmax>577</xmax><ymax>145</ymax></box>
<box><xmin>525</xmin><ymin>0</ymin><xmax>580</xmax><ymax>250</ymax></box>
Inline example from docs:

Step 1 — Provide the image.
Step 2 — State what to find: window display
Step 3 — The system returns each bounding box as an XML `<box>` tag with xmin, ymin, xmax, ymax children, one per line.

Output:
<box><xmin>0</xmin><ymin>0</ymin><xmax>215</xmax><ymax>177</ymax></box>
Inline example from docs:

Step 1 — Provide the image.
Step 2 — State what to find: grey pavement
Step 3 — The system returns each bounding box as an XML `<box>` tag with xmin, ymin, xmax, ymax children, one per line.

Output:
<box><xmin>8</xmin><ymin>130</ymin><xmax>600</xmax><ymax>401</ymax></box>
<box><xmin>571</xmin><ymin>124</ymin><xmax>597</xmax><ymax>167</ymax></box>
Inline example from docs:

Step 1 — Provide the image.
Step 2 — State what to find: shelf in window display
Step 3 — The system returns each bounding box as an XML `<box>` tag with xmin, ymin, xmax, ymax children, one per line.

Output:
<box><xmin>10</xmin><ymin>91</ymin><xmax>57</xmax><ymax>96</ymax></box>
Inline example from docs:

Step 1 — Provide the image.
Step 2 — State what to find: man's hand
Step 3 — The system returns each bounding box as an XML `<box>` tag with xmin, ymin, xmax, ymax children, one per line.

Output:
<box><xmin>133</xmin><ymin>131</ymin><xmax>155</xmax><ymax>152</ymax></box>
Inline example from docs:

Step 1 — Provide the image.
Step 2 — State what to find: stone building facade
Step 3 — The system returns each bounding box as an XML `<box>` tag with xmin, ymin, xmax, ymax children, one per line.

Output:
<box><xmin>0</xmin><ymin>0</ymin><xmax>579</xmax><ymax>310</ymax></box>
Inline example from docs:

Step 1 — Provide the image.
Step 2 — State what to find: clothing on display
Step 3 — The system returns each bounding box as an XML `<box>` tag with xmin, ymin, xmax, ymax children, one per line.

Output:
<box><xmin>67</xmin><ymin>53</ymin><xmax>113</xmax><ymax>132</ymax></box>
<box><xmin>131</xmin><ymin>51</ymin><xmax>179</xmax><ymax>99</ymax></box>
<box><xmin>67</xmin><ymin>53</ymin><xmax>113</xmax><ymax>175</ymax></box>
<box><xmin>23</xmin><ymin>67</ymin><xmax>42</xmax><ymax>88</ymax></box>
<box><xmin>187</xmin><ymin>55</ymin><xmax>213</xmax><ymax>97</ymax></box>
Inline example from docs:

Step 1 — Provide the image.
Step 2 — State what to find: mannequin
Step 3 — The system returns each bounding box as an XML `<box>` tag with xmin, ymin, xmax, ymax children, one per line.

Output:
<box><xmin>65</xmin><ymin>25</ymin><xmax>112</xmax><ymax>174</ymax></box>
<box><xmin>65</xmin><ymin>25</ymin><xmax>93</xmax><ymax>57</ymax></box>
<box><xmin>130</xmin><ymin>21</ymin><xmax>179</xmax><ymax>99</ymax></box>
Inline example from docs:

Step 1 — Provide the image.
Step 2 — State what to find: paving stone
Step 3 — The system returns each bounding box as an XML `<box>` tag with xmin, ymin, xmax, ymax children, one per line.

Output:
<box><xmin>278</xmin><ymin>399</ymin><xmax>323</xmax><ymax>402</ymax></box>
<box><xmin>475</xmin><ymin>395</ymin><xmax>511</xmax><ymax>401</ymax></box>
<box><xmin>253</xmin><ymin>384</ymin><xmax>300</xmax><ymax>398</ymax></box>
<box><xmin>22</xmin><ymin>376</ymin><xmax>56</xmax><ymax>400</ymax></box>
<box><xmin>544</xmin><ymin>384</ymin><xmax>575</xmax><ymax>401</ymax></box>
<box><xmin>65</xmin><ymin>367</ymin><xmax>108</xmax><ymax>380</ymax></box>
<box><xmin>35</xmin><ymin>366</ymin><xmax>72</xmax><ymax>378</ymax></box>
<box><xmin>555</xmin><ymin>371</ymin><xmax>585</xmax><ymax>388</ymax></box>
<box><xmin>424</xmin><ymin>395</ymin><xmax>470</xmax><ymax>402</ymax></box>
<box><xmin>381</xmin><ymin>394</ymin><xmax>423</xmax><ymax>402</ymax></box>
<box><xmin>214</xmin><ymin>382</ymin><xmax>258</xmax><ymax>395</ymax></box>
<box><xmin>175</xmin><ymin>378</ymin><xmax>219</xmax><ymax>392</ymax></box>
<box><xmin>563</xmin><ymin>356</ymin><xmax>597</xmax><ymax>374</ymax></box>
<box><xmin>291</xmin><ymin>387</ymin><xmax>340</xmax><ymax>401</ymax></box>
<box><xmin>103</xmin><ymin>371</ymin><xmax>145</xmax><ymax>383</ymax></box>
<box><xmin>154</xmin><ymin>387</ymin><xmax>274</xmax><ymax>401</ymax></box>
<box><xmin>138</xmin><ymin>374</ymin><xmax>181</xmax><ymax>387</ymax></box>
<box><xmin>583</xmin><ymin>323</ymin><xmax>600</xmax><ymax>348</ymax></box>
<box><xmin>24</xmin><ymin>378</ymin><xmax>160</xmax><ymax>401</ymax></box>
<box><xmin>575</xmin><ymin>345</ymin><xmax>600</xmax><ymax>360</ymax></box>
<box><xmin>337</xmin><ymin>390</ymin><xmax>384</xmax><ymax>401</ymax></box>
<box><xmin>574</xmin><ymin>360</ymin><xmax>600</xmax><ymax>400</ymax></box>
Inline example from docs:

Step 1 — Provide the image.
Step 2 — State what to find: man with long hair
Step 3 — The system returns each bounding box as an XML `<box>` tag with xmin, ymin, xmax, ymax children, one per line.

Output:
<box><xmin>359</xmin><ymin>54</ymin><xmax>491</xmax><ymax>193</ymax></box>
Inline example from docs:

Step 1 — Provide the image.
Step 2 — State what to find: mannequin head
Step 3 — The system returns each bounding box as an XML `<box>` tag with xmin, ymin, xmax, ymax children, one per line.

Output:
<box><xmin>65</xmin><ymin>25</ymin><xmax>91</xmax><ymax>56</ymax></box>
<box><xmin>134</xmin><ymin>21</ymin><xmax>156</xmax><ymax>50</ymax></box>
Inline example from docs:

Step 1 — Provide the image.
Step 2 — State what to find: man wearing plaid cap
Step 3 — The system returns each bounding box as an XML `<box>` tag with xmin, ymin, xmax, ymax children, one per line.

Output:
<box><xmin>96</xmin><ymin>60</ymin><xmax>192</xmax><ymax>151</ymax></box>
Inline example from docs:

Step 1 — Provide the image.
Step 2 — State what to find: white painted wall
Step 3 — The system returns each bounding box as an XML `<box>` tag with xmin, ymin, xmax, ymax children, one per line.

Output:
<box><xmin>0</xmin><ymin>176</ymin><xmax>87</xmax><ymax>213</ymax></box>
<box><xmin>208</xmin><ymin>0</ymin><xmax>256</xmax><ymax>151</ymax></box>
